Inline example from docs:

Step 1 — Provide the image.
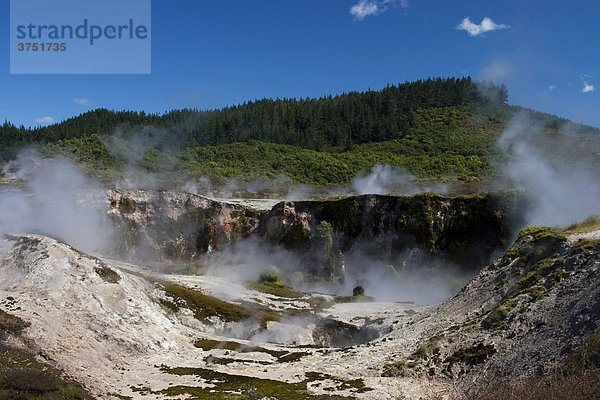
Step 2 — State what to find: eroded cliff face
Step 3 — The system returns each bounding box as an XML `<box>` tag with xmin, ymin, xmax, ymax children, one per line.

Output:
<box><xmin>109</xmin><ymin>189</ymin><xmax>526</xmax><ymax>278</ymax></box>
<box><xmin>261</xmin><ymin>192</ymin><xmax>525</xmax><ymax>273</ymax></box>
<box><xmin>108</xmin><ymin>189</ymin><xmax>262</xmax><ymax>263</ymax></box>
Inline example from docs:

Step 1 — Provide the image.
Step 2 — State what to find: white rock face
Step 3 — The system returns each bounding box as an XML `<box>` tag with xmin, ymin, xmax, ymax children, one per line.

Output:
<box><xmin>0</xmin><ymin>234</ymin><xmax>205</xmax><ymax>397</ymax></box>
<box><xmin>0</xmin><ymin>234</ymin><xmax>427</xmax><ymax>399</ymax></box>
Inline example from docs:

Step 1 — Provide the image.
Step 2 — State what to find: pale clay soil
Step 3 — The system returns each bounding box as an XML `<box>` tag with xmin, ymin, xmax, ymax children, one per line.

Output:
<box><xmin>0</xmin><ymin>234</ymin><xmax>453</xmax><ymax>399</ymax></box>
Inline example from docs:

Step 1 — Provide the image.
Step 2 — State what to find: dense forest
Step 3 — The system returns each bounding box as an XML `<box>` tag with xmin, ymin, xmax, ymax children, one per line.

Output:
<box><xmin>0</xmin><ymin>77</ymin><xmax>594</xmax><ymax>185</ymax></box>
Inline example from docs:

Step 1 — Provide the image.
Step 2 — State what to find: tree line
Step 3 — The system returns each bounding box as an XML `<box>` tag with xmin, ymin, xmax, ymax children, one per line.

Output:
<box><xmin>0</xmin><ymin>77</ymin><xmax>508</xmax><ymax>161</ymax></box>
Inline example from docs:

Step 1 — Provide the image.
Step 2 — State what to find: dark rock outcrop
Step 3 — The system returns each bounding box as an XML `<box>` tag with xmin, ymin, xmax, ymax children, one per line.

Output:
<box><xmin>108</xmin><ymin>189</ymin><xmax>526</xmax><ymax>275</ymax></box>
<box><xmin>259</xmin><ymin>192</ymin><xmax>526</xmax><ymax>272</ymax></box>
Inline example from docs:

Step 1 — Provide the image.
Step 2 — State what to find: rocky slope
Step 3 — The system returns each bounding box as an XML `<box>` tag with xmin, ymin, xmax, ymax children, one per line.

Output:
<box><xmin>380</xmin><ymin>226</ymin><xmax>600</xmax><ymax>390</ymax></box>
<box><xmin>0</xmin><ymin>222</ymin><xmax>598</xmax><ymax>399</ymax></box>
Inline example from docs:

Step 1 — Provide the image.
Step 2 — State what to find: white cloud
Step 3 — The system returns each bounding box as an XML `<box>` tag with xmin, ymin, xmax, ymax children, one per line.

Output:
<box><xmin>582</xmin><ymin>83</ymin><xmax>594</xmax><ymax>93</ymax></box>
<box><xmin>73</xmin><ymin>98</ymin><xmax>90</xmax><ymax>105</ymax></box>
<box><xmin>350</xmin><ymin>0</ymin><xmax>406</xmax><ymax>21</ymax></box>
<box><xmin>36</xmin><ymin>116</ymin><xmax>54</xmax><ymax>124</ymax></box>
<box><xmin>350</xmin><ymin>0</ymin><xmax>381</xmax><ymax>20</ymax></box>
<box><xmin>457</xmin><ymin>17</ymin><xmax>510</xmax><ymax>37</ymax></box>
<box><xmin>548</xmin><ymin>85</ymin><xmax>556</xmax><ymax>91</ymax></box>
<box><xmin>580</xmin><ymin>73</ymin><xmax>595</xmax><ymax>93</ymax></box>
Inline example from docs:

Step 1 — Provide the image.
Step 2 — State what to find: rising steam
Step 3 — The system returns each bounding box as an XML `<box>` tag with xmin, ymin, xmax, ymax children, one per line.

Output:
<box><xmin>498</xmin><ymin>112</ymin><xmax>600</xmax><ymax>226</ymax></box>
<box><xmin>352</xmin><ymin>164</ymin><xmax>448</xmax><ymax>196</ymax></box>
<box><xmin>0</xmin><ymin>149</ymin><xmax>114</xmax><ymax>255</ymax></box>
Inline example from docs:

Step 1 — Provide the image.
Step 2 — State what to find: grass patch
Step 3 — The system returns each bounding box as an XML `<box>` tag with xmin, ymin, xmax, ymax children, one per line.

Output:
<box><xmin>95</xmin><ymin>264</ymin><xmax>121</xmax><ymax>283</ymax></box>
<box><xmin>445</xmin><ymin>343</ymin><xmax>496</xmax><ymax>365</ymax></box>
<box><xmin>518</xmin><ymin>226</ymin><xmax>552</xmax><ymax>239</ymax></box>
<box><xmin>0</xmin><ymin>310</ymin><xmax>91</xmax><ymax>398</ymax></box>
<box><xmin>161</xmin><ymin>282</ymin><xmax>280</xmax><ymax>329</ymax></box>
<box><xmin>412</xmin><ymin>335</ymin><xmax>443</xmax><ymax>360</ymax></box>
<box><xmin>258</xmin><ymin>269</ymin><xmax>284</xmax><ymax>286</ymax></box>
<box><xmin>246</xmin><ymin>281</ymin><xmax>305</xmax><ymax>299</ymax></box>
<box><xmin>0</xmin><ymin>309</ymin><xmax>29</xmax><ymax>336</ymax></box>
<box><xmin>517</xmin><ymin>226</ymin><xmax>567</xmax><ymax>243</ymax></box>
<box><xmin>483</xmin><ymin>304</ymin><xmax>513</xmax><ymax>329</ymax></box>
<box><xmin>157</xmin><ymin>365</ymin><xmax>369</xmax><ymax>399</ymax></box>
<box><xmin>0</xmin><ymin>343</ymin><xmax>93</xmax><ymax>400</ymax></box>
<box><xmin>563</xmin><ymin>215</ymin><xmax>600</xmax><ymax>234</ymax></box>
<box><xmin>382</xmin><ymin>361</ymin><xmax>407</xmax><ymax>377</ymax></box>
<box><xmin>203</xmin><ymin>355</ymin><xmax>272</xmax><ymax>366</ymax></box>
<box><xmin>573</xmin><ymin>238</ymin><xmax>600</xmax><ymax>252</ymax></box>
<box><xmin>514</xmin><ymin>258</ymin><xmax>556</xmax><ymax>293</ymax></box>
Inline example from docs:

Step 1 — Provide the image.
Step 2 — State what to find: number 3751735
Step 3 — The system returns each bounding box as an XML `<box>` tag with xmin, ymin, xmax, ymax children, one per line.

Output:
<box><xmin>17</xmin><ymin>43</ymin><xmax>67</xmax><ymax>51</ymax></box>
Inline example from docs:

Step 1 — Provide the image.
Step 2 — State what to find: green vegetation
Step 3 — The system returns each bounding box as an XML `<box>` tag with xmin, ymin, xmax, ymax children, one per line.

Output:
<box><xmin>457</xmin><ymin>329</ymin><xmax>600</xmax><ymax>400</ymax></box>
<box><xmin>258</xmin><ymin>269</ymin><xmax>285</xmax><ymax>286</ymax></box>
<box><xmin>573</xmin><ymin>238</ymin><xmax>600</xmax><ymax>252</ymax></box>
<box><xmin>95</xmin><ymin>264</ymin><xmax>121</xmax><ymax>283</ymax></box>
<box><xmin>564</xmin><ymin>215</ymin><xmax>600</xmax><ymax>234</ymax></box>
<box><xmin>444</xmin><ymin>343</ymin><xmax>496</xmax><ymax>365</ymax></box>
<box><xmin>352</xmin><ymin>286</ymin><xmax>365</xmax><ymax>296</ymax></box>
<box><xmin>194</xmin><ymin>339</ymin><xmax>284</xmax><ymax>358</ymax></box>
<box><xmin>150</xmin><ymin>365</ymin><xmax>370</xmax><ymax>399</ymax></box>
<box><xmin>247</xmin><ymin>280</ymin><xmax>304</xmax><ymax>298</ymax></box>
<box><xmin>413</xmin><ymin>335</ymin><xmax>443</xmax><ymax>360</ymax></box>
<box><xmin>517</xmin><ymin>226</ymin><xmax>552</xmax><ymax>239</ymax></box>
<box><xmin>484</xmin><ymin>226</ymin><xmax>569</xmax><ymax>329</ymax></box>
<box><xmin>159</xmin><ymin>282</ymin><xmax>280</xmax><ymax>328</ymax></box>
<box><xmin>483</xmin><ymin>219</ymin><xmax>598</xmax><ymax>333</ymax></box>
<box><xmin>194</xmin><ymin>338</ymin><xmax>310</xmax><ymax>364</ymax></box>
<box><xmin>194</xmin><ymin>338</ymin><xmax>246</xmax><ymax>352</ymax></box>
<box><xmin>382</xmin><ymin>360</ymin><xmax>409</xmax><ymax>377</ymax></box>
<box><xmin>483</xmin><ymin>304</ymin><xmax>514</xmax><ymax>329</ymax></box>
<box><xmin>504</xmin><ymin>226</ymin><xmax>566</xmax><ymax>271</ymax></box>
<box><xmin>0</xmin><ymin>310</ymin><xmax>92</xmax><ymax>399</ymax></box>
<box><xmin>194</xmin><ymin>338</ymin><xmax>285</xmax><ymax>355</ymax></box>
<box><xmin>382</xmin><ymin>336</ymin><xmax>443</xmax><ymax>377</ymax></box>
<box><xmin>0</xmin><ymin>309</ymin><xmax>29</xmax><ymax>336</ymax></box>
<box><xmin>117</xmin><ymin>197</ymin><xmax>136</xmax><ymax>214</ymax></box>
<box><xmin>0</xmin><ymin>78</ymin><xmax>548</xmax><ymax>184</ymax></box>
<box><xmin>514</xmin><ymin>258</ymin><xmax>556</xmax><ymax>293</ymax></box>
<box><xmin>0</xmin><ymin>346</ymin><xmax>93</xmax><ymax>400</ymax></box>
<box><xmin>2</xmin><ymin>77</ymin><xmax>598</xmax><ymax>184</ymax></box>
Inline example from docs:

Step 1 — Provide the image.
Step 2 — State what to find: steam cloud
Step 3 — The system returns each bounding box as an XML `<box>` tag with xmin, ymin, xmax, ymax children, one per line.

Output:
<box><xmin>498</xmin><ymin>111</ymin><xmax>600</xmax><ymax>226</ymax></box>
<box><xmin>0</xmin><ymin>149</ymin><xmax>114</xmax><ymax>255</ymax></box>
<box><xmin>352</xmin><ymin>164</ymin><xmax>448</xmax><ymax>196</ymax></box>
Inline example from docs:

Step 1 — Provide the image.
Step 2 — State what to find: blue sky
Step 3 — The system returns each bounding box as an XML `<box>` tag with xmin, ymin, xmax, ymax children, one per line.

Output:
<box><xmin>1</xmin><ymin>0</ymin><xmax>598</xmax><ymax>128</ymax></box>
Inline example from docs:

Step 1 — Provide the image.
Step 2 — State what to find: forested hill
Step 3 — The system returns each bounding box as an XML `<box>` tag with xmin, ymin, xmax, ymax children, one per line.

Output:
<box><xmin>0</xmin><ymin>77</ymin><xmax>597</xmax><ymax>185</ymax></box>
<box><xmin>1</xmin><ymin>77</ymin><xmax>502</xmax><ymax>153</ymax></box>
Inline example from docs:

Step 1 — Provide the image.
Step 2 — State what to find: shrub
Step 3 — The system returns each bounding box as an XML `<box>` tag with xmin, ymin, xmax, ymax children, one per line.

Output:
<box><xmin>258</xmin><ymin>269</ymin><xmax>282</xmax><ymax>284</ymax></box>
<box><xmin>352</xmin><ymin>286</ymin><xmax>365</xmax><ymax>296</ymax></box>
<box><xmin>0</xmin><ymin>309</ymin><xmax>29</xmax><ymax>336</ymax></box>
